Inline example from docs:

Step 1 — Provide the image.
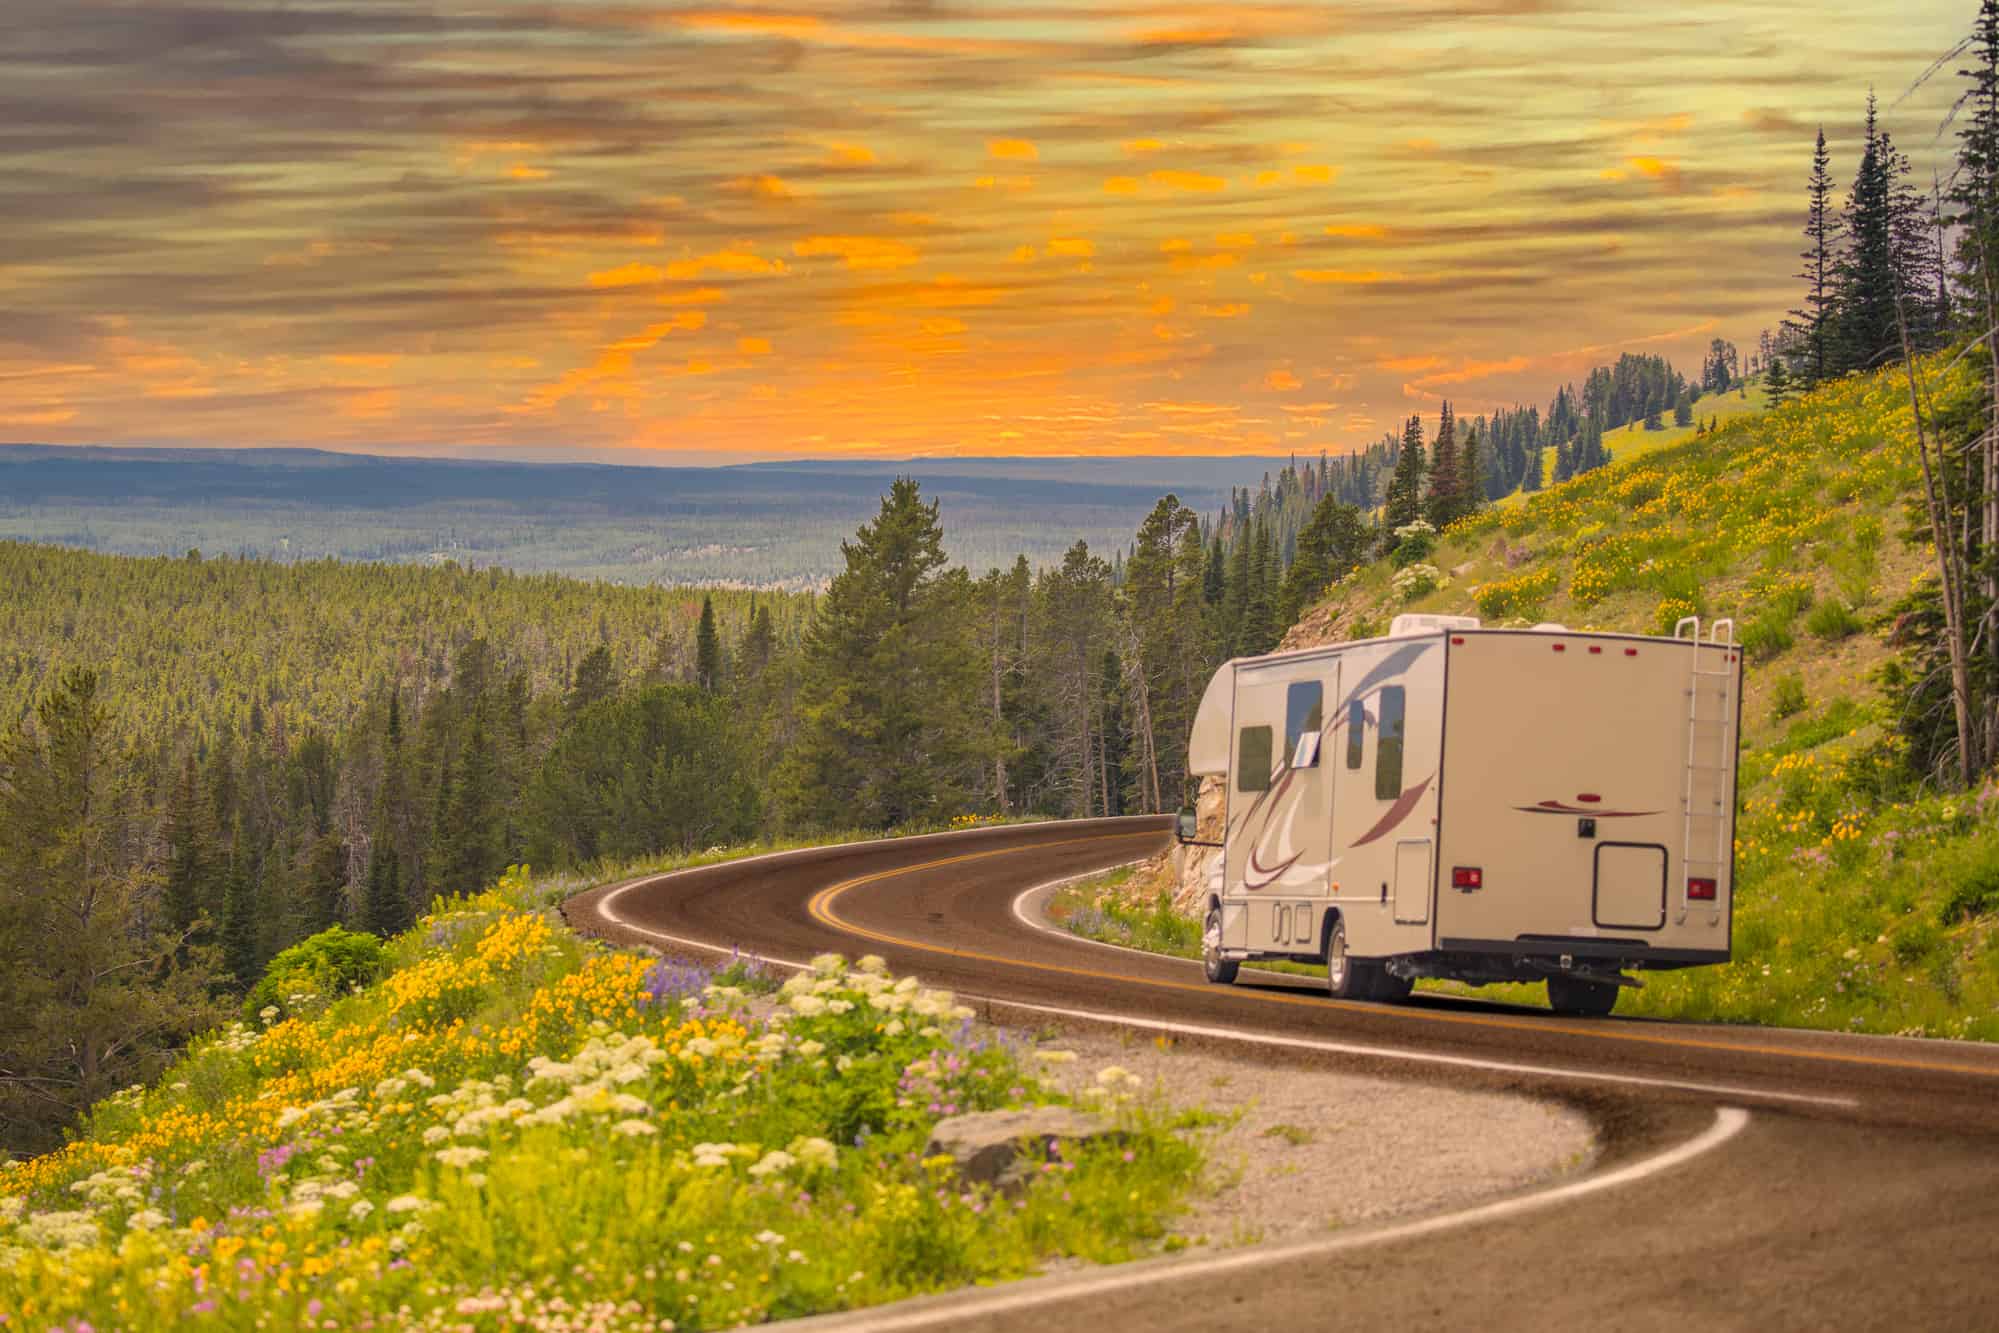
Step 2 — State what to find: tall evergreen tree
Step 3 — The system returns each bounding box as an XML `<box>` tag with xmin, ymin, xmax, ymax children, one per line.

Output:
<box><xmin>567</xmin><ymin>645</ymin><xmax>616</xmax><ymax>715</ymax></box>
<box><xmin>1766</xmin><ymin>354</ymin><xmax>1791</xmax><ymax>405</ymax></box>
<box><xmin>1382</xmin><ymin>415</ymin><xmax>1427</xmax><ymax>537</ymax></box>
<box><xmin>161</xmin><ymin>754</ymin><xmax>217</xmax><ymax>941</ymax></box>
<box><xmin>1790</xmin><ymin>127</ymin><xmax>1842</xmax><ymax>388</ymax></box>
<box><xmin>0</xmin><ymin>669</ymin><xmax>223</xmax><ymax>1154</ymax></box>
<box><xmin>776</xmin><ymin>479</ymin><xmax>987</xmax><ymax>830</ymax></box>
<box><xmin>1424</xmin><ymin>402</ymin><xmax>1462</xmax><ymax>529</ymax></box>
<box><xmin>1834</xmin><ymin>93</ymin><xmax>1907</xmax><ymax>373</ymax></box>
<box><xmin>694</xmin><ymin>596</ymin><xmax>722</xmax><ymax>692</ymax></box>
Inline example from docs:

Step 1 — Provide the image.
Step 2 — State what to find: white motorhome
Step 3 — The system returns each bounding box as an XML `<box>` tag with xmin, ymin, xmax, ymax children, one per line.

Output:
<box><xmin>1179</xmin><ymin>614</ymin><xmax>1741</xmax><ymax>1016</ymax></box>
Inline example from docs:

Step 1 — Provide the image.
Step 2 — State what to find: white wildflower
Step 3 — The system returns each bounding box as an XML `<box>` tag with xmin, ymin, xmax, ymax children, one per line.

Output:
<box><xmin>434</xmin><ymin>1146</ymin><xmax>488</xmax><ymax>1169</ymax></box>
<box><xmin>349</xmin><ymin>1200</ymin><xmax>375</xmax><ymax>1222</ymax></box>
<box><xmin>856</xmin><ymin>955</ymin><xmax>887</xmax><ymax>974</ymax></box>
<box><xmin>789</xmin><ymin>1136</ymin><xmax>837</xmax><ymax>1170</ymax></box>
<box><xmin>126</xmin><ymin>1209</ymin><xmax>168</xmax><ymax>1232</ymax></box>
<box><xmin>810</xmin><ymin>952</ymin><xmax>846</xmax><ymax>975</ymax></box>
<box><xmin>613</xmin><ymin>1119</ymin><xmax>657</xmax><ymax>1137</ymax></box>
<box><xmin>827</xmin><ymin>999</ymin><xmax>854</xmax><ymax>1014</ymax></box>
<box><xmin>385</xmin><ymin>1195</ymin><xmax>427</xmax><ymax>1214</ymax></box>
<box><xmin>684</xmin><ymin>1036</ymin><xmax>720</xmax><ymax>1058</ymax></box>
<box><xmin>1035</xmin><ymin>1049</ymin><xmax>1077</xmax><ymax>1064</ymax></box>
<box><xmin>795</xmin><ymin>1040</ymin><xmax>825</xmax><ymax>1059</ymax></box>
<box><xmin>786</xmin><ymin>994</ymin><xmax>827</xmax><ymax>1017</ymax></box>
<box><xmin>882</xmin><ymin>1020</ymin><xmax>905</xmax><ymax>1036</ymax></box>
<box><xmin>748</xmin><ymin>1150</ymin><xmax>796</xmax><ymax>1178</ymax></box>
<box><xmin>754</xmin><ymin>1230</ymin><xmax>785</xmax><ymax>1246</ymax></box>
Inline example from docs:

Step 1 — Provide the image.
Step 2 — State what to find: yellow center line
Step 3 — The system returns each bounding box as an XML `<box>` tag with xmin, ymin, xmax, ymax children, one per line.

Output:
<box><xmin>805</xmin><ymin>833</ymin><xmax>1999</xmax><ymax>1083</ymax></box>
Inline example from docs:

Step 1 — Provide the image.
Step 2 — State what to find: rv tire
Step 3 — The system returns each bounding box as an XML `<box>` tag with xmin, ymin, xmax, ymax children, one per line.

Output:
<box><xmin>1202</xmin><ymin>904</ymin><xmax>1239</xmax><ymax>985</ymax></box>
<box><xmin>1546</xmin><ymin>974</ymin><xmax>1619</xmax><ymax>1017</ymax></box>
<box><xmin>1324</xmin><ymin>917</ymin><xmax>1375</xmax><ymax>1000</ymax></box>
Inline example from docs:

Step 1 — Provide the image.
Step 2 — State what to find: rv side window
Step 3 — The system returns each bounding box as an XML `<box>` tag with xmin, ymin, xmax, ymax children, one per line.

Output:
<box><xmin>1236</xmin><ymin>726</ymin><xmax>1273</xmax><ymax>792</ymax></box>
<box><xmin>1375</xmin><ymin>687</ymin><xmax>1405</xmax><ymax>800</ymax></box>
<box><xmin>1345</xmin><ymin>699</ymin><xmax>1365</xmax><ymax>770</ymax></box>
<box><xmin>1284</xmin><ymin>682</ymin><xmax>1323</xmax><ymax>767</ymax></box>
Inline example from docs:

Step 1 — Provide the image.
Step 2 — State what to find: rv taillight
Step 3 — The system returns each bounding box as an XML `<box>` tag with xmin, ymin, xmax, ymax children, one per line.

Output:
<box><xmin>1687</xmin><ymin>876</ymin><xmax>1717</xmax><ymax>901</ymax></box>
<box><xmin>1451</xmin><ymin>866</ymin><xmax>1483</xmax><ymax>890</ymax></box>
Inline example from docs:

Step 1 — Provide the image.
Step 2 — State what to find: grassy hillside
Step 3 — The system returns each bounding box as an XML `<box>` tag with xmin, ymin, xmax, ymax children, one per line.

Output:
<box><xmin>0</xmin><ymin>861</ymin><xmax>1198</xmax><ymax>1329</ymax></box>
<box><xmin>1075</xmin><ymin>359</ymin><xmax>1999</xmax><ymax>1040</ymax></box>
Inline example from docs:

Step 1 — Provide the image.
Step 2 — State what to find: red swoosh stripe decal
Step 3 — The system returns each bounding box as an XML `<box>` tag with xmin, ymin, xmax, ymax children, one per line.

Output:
<box><xmin>1515</xmin><ymin>800</ymin><xmax>1662</xmax><ymax>818</ymax></box>
<box><xmin>1352</xmin><ymin>773</ymin><xmax>1433</xmax><ymax>847</ymax></box>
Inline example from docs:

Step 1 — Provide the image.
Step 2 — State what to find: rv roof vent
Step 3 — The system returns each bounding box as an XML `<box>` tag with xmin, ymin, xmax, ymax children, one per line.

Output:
<box><xmin>1388</xmin><ymin>613</ymin><xmax>1482</xmax><ymax>638</ymax></box>
<box><xmin>1531</xmin><ymin>622</ymin><xmax>1570</xmax><ymax>632</ymax></box>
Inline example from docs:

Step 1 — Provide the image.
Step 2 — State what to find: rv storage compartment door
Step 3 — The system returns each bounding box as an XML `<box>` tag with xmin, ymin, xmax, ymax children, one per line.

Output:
<box><xmin>1593</xmin><ymin>843</ymin><xmax>1666</xmax><ymax>931</ymax></box>
<box><xmin>1393</xmin><ymin>840</ymin><xmax>1432</xmax><ymax>925</ymax></box>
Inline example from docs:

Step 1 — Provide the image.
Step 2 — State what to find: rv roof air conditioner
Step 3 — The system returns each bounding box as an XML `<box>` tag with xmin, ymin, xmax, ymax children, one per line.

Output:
<box><xmin>1531</xmin><ymin>622</ymin><xmax>1569</xmax><ymax>632</ymax></box>
<box><xmin>1388</xmin><ymin>613</ymin><xmax>1481</xmax><ymax>637</ymax></box>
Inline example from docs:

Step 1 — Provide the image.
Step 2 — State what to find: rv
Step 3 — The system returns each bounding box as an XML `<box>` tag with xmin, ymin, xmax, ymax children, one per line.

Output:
<box><xmin>1178</xmin><ymin>614</ymin><xmax>1741</xmax><ymax>1016</ymax></box>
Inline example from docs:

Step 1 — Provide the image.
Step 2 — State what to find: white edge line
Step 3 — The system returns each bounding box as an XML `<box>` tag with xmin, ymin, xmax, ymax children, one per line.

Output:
<box><xmin>1006</xmin><ymin>875</ymin><xmax>1855</xmax><ymax>1110</ymax></box>
<box><xmin>596</xmin><ymin>863</ymin><xmax>1856</xmax><ymax>1112</ymax></box>
<box><xmin>783</xmin><ymin>1105</ymin><xmax>1752</xmax><ymax>1331</ymax></box>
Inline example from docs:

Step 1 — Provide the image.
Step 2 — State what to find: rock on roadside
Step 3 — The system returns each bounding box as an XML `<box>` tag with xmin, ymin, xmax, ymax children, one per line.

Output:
<box><xmin>925</xmin><ymin>1107</ymin><xmax>1124</xmax><ymax>1193</ymax></box>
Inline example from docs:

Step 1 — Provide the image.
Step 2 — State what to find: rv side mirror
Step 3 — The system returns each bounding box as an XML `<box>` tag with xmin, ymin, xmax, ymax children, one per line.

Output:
<box><xmin>1175</xmin><ymin>808</ymin><xmax>1199</xmax><ymax>843</ymax></box>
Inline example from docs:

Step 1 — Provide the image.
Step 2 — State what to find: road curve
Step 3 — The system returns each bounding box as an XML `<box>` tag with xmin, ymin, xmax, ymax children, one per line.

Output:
<box><xmin>565</xmin><ymin>816</ymin><xmax>1999</xmax><ymax>1330</ymax></box>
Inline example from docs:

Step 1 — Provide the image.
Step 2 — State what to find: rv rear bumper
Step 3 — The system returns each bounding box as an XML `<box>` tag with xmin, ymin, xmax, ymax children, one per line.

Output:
<box><xmin>1437</xmin><ymin>936</ymin><xmax>1730</xmax><ymax>970</ymax></box>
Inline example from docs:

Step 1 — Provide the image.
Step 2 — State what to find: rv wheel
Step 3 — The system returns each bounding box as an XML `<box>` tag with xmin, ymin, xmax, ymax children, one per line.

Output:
<box><xmin>1202</xmin><ymin>905</ymin><xmax>1239</xmax><ymax>985</ymax></box>
<box><xmin>1324</xmin><ymin>918</ymin><xmax>1373</xmax><ymax>1000</ymax></box>
<box><xmin>1547</xmin><ymin>974</ymin><xmax>1619</xmax><ymax>1017</ymax></box>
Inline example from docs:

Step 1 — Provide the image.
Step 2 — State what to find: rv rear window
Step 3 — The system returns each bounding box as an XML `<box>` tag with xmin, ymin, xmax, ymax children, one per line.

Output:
<box><xmin>1285</xmin><ymin>682</ymin><xmax>1323</xmax><ymax>767</ymax></box>
<box><xmin>1345</xmin><ymin>699</ymin><xmax>1365</xmax><ymax>770</ymax></box>
<box><xmin>1376</xmin><ymin>686</ymin><xmax>1406</xmax><ymax>800</ymax></box>
<box><xmin>1236</xmin><ymin>726</ymin><xmax>1273</xmax><ymax>792</ymax></box>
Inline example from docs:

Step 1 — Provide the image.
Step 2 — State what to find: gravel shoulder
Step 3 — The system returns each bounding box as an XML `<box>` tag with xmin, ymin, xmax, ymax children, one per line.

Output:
<box><xmin>1023</xmin><ymin>1023</ymin><xmax>1595</xmax><ymax>1251</ymax></box>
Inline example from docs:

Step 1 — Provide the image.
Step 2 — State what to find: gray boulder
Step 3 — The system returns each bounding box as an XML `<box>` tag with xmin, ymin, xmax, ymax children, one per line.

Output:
<box><xmin>925</xmin><ymin>1107</ymin><xmax>1122</xmax><ymax>1193</ymax></box>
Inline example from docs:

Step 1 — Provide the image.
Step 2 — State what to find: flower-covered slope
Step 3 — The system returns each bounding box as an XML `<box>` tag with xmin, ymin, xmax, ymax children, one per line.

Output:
<box><xmin>0</xmin><ymin>867</ymin><xmax>1197</xmax><ymax>1330</ymax></box>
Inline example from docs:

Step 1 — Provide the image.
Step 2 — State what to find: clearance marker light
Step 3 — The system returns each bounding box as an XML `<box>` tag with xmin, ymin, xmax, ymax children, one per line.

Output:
<box><xmin>1452</xmin><ymin>866</ymin><xmax>1483</xmax><ymax>890</ymax></box>
<box><xmin>1552</xmin><ymin>643</ymin><xmax>1566</xmax><ymax>653</ymax></box>
<box><xmin>1687</xmin><ymin>877</ymin><xmax>1718</xmax><ymax>901</ymax></box>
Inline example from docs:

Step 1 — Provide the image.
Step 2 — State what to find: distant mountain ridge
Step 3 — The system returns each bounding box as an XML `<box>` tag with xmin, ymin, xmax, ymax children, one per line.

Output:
<box><xmin>0</xmin><ymin>443</ymin><xmax>1287</xmax><ymax>587</ymax></box>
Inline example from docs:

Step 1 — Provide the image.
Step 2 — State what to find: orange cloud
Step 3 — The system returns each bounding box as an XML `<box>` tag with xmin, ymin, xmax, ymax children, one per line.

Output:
<box><xmin>660</xmin><ymin>286</ymin><xmax>725</xmax><ymax>305</ymax></box>
<box><xmin>676</xmin><ymin>12</ymin><xmax>825</xmax><ymax>39</ymax></box>
<box><xmin>1265</xmin><ymin>369</ymin><xmax>1301</xmax><ymax>391</ymax></box>
<box><xmin>1104</xmin><ymin>176</ymin><xmax>1142</xmax><ymax>195</ymax></box>
<box><xmin>988</xmin><ymin>138</ymin><xmax>1039</xmax><ymax>161</ymax></box>
<box><xmin>1148</xmin><ymin>169</ymin><xmax>1226</xmax><ymax>192</ymax></box>
<box><xmin>1325</xmin><ymin>223</ymin><xmax>1389</xmax><ymax>240</ymax></box>
<box><xmin>662</xmin><ymin>247</ymin><xmax>788</xmax><ymax>279</ymax></box>
<box><xmin>822</xmin><ymin>140</ymin><xmax>877</xmax><ymax>166</ymax></box>
<box><xmin>1292</xmin><ymin>164</ymin><xmax>1339</xmax><ymax>184</ymax></box>
<box><xmin>1292</xmin><ymin>269</ymin><xmax>1401</xmax><ymax>284</ymax></box>
<box><xmin>327</xmin><ymin>354</ymin><xmax>398</xmax><ymax>369</ymax></box>
<box><xmin>1170</xmin><ymin>252</ymin><xmax>1239</xmax><ymax>273</ymax></box>
<box><xmin>509</xmin><ymin>164</ymin><xmax>550</xmax><ymax>181</ymax></box>
<box><xmin>1603</xmin><ymin>156</ymin><xmax>1683</xmax><ymax>190</ymax></box>
<box><xmin>726</xmin><ymin>173</ymin><xmax>798</xmax><ymax>200</ymax></box>
<box><xmin>590</xmin><ymin>262</ymin><xmax>666</xmax><ymax>288</ymax></box>
<box><xmin>738</xmin><ymin>335</ymin><xmax>772</xmax><ymax>355</ymax></box>
<box><xmin>1047</xmin><ymin>236</ymin><xmax>1094</xmax><ymax>258</ymax></box>
<box><xmin>1200</xmin><ymin>303</ymin><xmax>1251</xmax><ymax>319</ymax></box>
<box><xmin>1122</xmin><ymin>138</ymin><xmax>1165</xmax><ymax>155</ymax></box>
<box><xmin>1215</xmin><ymin>232</ymin><xmax>1257</xmax><ymax>250</ymax></box>
<box><xmin>1376</xmin><ymin>354</ymin><xmax>1445</xmax><ymax>372</ymax></box>
<box><xmin>792</xmin><ymin>236</ymin><xmax>921</xmax><ymax>270</ymax></box>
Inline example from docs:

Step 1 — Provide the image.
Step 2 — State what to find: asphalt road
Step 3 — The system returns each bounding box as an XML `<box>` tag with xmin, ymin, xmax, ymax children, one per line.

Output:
<box><xmin>564</xmin><ymin>816</ymin><xmax>1999</xmax><ymax>1331</ymax></box>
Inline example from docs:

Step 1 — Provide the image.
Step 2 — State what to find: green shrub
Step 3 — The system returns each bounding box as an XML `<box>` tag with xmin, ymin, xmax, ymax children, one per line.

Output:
<box><xmin>1805</xmin><ymin>598</ymin><xmax>1863</xmax><ymax>640</ymax></box>
<box><xmin>1770</xmin><ymin>674</ymin><xmax>1808</xmax><ymax>721</ymax></box>
<box><xmin>1740</xmin><ymin>614</ymin><xmax>1794</xmax><ymax>662</ymax></box>
<box><xmin>1940</xmin><ymin>855</ymin><xmax>1999</xmax><ymax>925</ymax></box>
<box><xmin>245</xmin><ymin>925</ymin><xmax>386</xmax><ymax>1019</ymax></box>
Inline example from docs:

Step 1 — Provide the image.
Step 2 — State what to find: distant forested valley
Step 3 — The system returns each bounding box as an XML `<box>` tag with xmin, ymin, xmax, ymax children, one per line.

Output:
<box><xmin>0</xmin><ymin>447</ymin><xmax>1279</xmax><ymax>589</ymax></box>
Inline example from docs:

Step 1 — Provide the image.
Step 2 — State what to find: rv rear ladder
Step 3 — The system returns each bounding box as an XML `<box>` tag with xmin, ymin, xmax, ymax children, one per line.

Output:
<box><xmin>1674</xmin><ymin>616</ymin><xmax>1736</xmax><ymax>923</ymax></box>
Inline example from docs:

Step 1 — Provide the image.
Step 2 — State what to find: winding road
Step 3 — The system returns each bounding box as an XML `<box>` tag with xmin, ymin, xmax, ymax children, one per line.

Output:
<box><xmin>565</xmin><ymin>816</ymin><xmax>1999</xmax><ymax>1331</ymax></box>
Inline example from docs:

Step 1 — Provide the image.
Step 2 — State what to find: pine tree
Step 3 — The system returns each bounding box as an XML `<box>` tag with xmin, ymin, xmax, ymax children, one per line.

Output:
<box><xmin>220</xmin><ymin>829</ymin><xmax>259</xmax><ymax>989</ymax></box>
<box><xmin>1279</xmin><ymin>497</ymin><xmax>1370</xmax><ymax>625</ymax></box>
<box><xmin>162</xmin><ymin>754</ymin><xmax>217</xmax><ymax>941</ymax></box>
<box><xmin>1459</xmin><ymin>422</ymin><xmax>1486</xmax><ymax>511</ymax></box>
<box><xmin>1834</xmin><ymin>93</ymin><xmax>1905</xmax><ymax>373</ymax></box>
<box><xmin>776</xmin><ymin>479</ymin><xmax>986</xmax><ymax>830</ymax></box>
<box><xmin>1382</xmin><ymin>415</ymin><xmax>1426</xmax><ymax>538</ymax></box>
<box><xmin>1241</xmin><ymin>521</ymin><xmax>1278</xmax><ymax>655</ymax></box>
<box><xmin>1424</xmin><ymin>402</ymin><xmax>1461</xmax><ymax>529</ymax></box>
<box><xmin>1202</xmin><ymin>532</ymin><xmax>1226</xmax><ymax>606</ymax></box>
<box><xmin>694</xmin><ymin>596</ymin><xmax>721</xmax><ymax>692</ymax></box>
<box><xmin>1789</xmin><ymin>127</ymin><xmax>1842</xmax><ymax>388</ymax></box>
<box><xmin>365</xmin><ymin>842</ymin><xmax>408</xmax><ymax>938</ymax></box>
<box><xmin>1953</xmin><ymin>0</ymin><xmax>1999</xmax><ymax>315</ymax></box>
<box><xmin>0</xmin><ymin>669</ymin><xmax>224</xmax><ymax>1153</ymax></box>
<box><xmin>1674</xmin><ymin>389</ymin><xmax>1694</xmax><ymax>428</ymax></box>
<box><xmin>1766</xmin><ymin>354</ymin><xmax>1791</xmax><ymax>405</ymax></box>
<box><xmin>442</xmin><ymin>715</ymin><xmax>506</xmax><ymax>893</ymax></box>
<box><xmin>567</xmin><ymin>645</ymin><xmax>616</xmax><ymax>715</ymax></box>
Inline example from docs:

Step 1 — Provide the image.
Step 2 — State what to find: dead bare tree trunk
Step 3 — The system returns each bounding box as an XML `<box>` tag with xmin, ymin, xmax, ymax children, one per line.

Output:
<box><xmin>1117</xmin><ymin>615</ymin><xmax>1162</xmax><ymax>814</ymax></box>
<box><xmin>1896</xmin><ymin>295</ymin><xmax>1979</xmax><ymax>786</ymax></box>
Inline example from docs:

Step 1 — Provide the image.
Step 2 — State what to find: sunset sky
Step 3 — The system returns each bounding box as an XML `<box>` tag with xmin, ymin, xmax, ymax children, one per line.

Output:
<box><xmin>0</xmin><ymin>1</ymin><xmax>1975</xmax><ymax>462</ymax></box>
